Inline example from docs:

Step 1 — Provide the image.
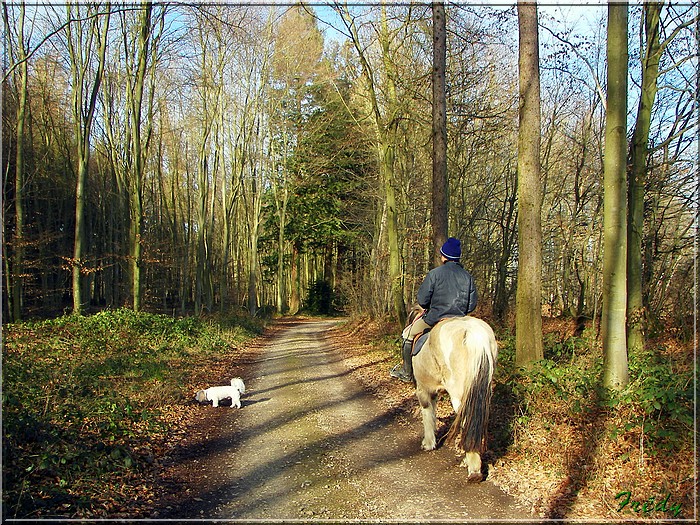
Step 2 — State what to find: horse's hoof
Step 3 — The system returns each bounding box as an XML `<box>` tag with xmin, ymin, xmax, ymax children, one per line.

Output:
<box><xmin>421</xmin><ymin>439</ymin><xmax>436</xmax><ymax>451</ymax></box>
<box><xmin>466</xmin><ymin>471</ymin><xmax>484</xmax><ymax>483</ymax></box>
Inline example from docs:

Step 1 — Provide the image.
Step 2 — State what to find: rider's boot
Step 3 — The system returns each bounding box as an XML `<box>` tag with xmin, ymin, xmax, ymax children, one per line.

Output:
<box><xmin>402</xmin><ymin>338</ymin><xmax>414</xmax><ymax>382</ymax></box>
<box><xmin>390</xmin><ymin>339</ymin><xmax>414</xmax><ymax>383</ymax></box>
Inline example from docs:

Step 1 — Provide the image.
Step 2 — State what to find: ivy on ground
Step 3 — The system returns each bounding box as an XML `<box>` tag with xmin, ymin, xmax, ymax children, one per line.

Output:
<box><xmin>2</xmin><ymin>308</ymin><xmax>264</xmax><ymax>519</ymax></box>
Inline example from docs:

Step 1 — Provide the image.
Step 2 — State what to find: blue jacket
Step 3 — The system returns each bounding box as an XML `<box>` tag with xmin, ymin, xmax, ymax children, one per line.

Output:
<box><xmin>416</xmin><ymin>261</ymin><xmax>477</xmax><ymax>326</ymax></box>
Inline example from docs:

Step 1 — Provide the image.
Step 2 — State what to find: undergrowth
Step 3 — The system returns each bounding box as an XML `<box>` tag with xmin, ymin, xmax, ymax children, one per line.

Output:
<box><xmin>491</xmin><ymin>321</ymin><xmax>694</xmax><ymax>519</ymax></box>
<box><xmin>2</xmin><ymin>308</ymin><xmax>265</xmax><ymax>519</ymax></box>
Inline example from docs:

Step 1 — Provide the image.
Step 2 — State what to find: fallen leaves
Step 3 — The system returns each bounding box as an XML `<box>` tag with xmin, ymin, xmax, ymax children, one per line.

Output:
<box><xmin>1</xmin><ymin>310</ymin><xmax>265</xmax><ymax>519</ymax></box>
<box><xmin>331</xmin><ymin>316</ymin><xmax>696</xmax><ymax>521</ymax></box>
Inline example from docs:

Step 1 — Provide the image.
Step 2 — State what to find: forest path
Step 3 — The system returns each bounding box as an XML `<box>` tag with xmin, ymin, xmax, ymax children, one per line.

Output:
<box><xmin>154</xmin><ymin>318</ymin><xmax>531</xmax><ymax>521</ymax></box>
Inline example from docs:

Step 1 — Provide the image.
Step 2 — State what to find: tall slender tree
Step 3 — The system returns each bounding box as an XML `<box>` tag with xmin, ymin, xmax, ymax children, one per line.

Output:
<box><xmin>191</xmin><ymin>8</ymin><xmax>224</xmax><ymax>315</ymax></box>
<box><xmin>432</xmin><ymin>2</ymin><xmax>448</xmax><ymax>267</ymax></box>
<box><xmin>65</xmin><ymin>2</ymin><xmax>110</xmax><ymax>314</ymax></box>
<box><xmin>627</xmin><ymin>2</ymin><xmax>663</xmax><ymax>356</ymax></box>
<box><xmin>515</xmin><ymin>1</ymin><xmax>544</xmax><ymax>367</ymax></box>
<box><xmin>4</xmin><ymin>3</ymin><xmax>29</xmax><ymax>321</ymax></box>
<box><xmin>121</xmin><ymin>3</ymin><xmax>163</xmax><ymax>312</ymax></box>
<box><xmin>602</xmin><ymin>2</ymin><xmax>629</xmax><ymax>389</ymax></box>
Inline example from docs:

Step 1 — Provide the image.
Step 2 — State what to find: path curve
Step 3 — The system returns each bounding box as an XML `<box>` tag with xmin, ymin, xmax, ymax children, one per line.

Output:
<box><xmin>157</xmin><ymin>318</ymin><xmax>531</xmax><ymax>520</ymax></box>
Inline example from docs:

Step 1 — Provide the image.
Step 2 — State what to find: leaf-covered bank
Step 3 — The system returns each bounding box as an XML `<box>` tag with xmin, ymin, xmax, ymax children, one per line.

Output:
<box><xmin>2</xmin><ymin>309</ymin><xmax>266</xmax><ymax>519</ymax></box>
<box><xmin>490</xmin><ymin>319</ymin><xmax>694</xmax><ymax>520</ymax></box>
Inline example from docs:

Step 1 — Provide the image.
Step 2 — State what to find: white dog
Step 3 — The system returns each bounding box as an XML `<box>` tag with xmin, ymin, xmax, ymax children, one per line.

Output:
<box><xmin>195</xmin><ymin>378</ymin><xmax>246</xmax><ymax>408</ymax></box>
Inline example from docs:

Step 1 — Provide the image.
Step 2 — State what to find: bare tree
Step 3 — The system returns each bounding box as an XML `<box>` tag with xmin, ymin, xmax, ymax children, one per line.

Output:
<box><xmin>121</xmin><ymin>3</ymin><xmax>165</xmax><ymax>311</ymax></box>
<box><xmin>627</xmin><ymin>2</ymin><xmax>663</xmax><ymax>355</ymax></box>
<box><xmin>602</xmin><ymin>2</ymin><xmax>629</xmax><ymax>389</ymax></box>
<box><xmin>3</xmin><ymin>3</ymin><xmax>29</xmax><ymax>321</ymax></box>
<box><xmin>336</xmin><ymin>3</ymin><xmax>406</xmax><ymax>324</ymax></box>
<box><xmin>64</xmin><ymin>2</ymin><xmax>110</xmax><ymax>314</ymax></box>
<box><xmin>515</xmin><ymin>2</ymin><xmax>544</xmax><ymax>366</ymax></box>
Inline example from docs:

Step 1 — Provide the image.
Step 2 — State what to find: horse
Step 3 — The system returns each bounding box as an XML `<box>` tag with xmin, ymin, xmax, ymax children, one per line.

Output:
<box><xmin>408</xmin><ymin>306</ymin><xmax>498</xmax><ymax>482</ymax></box>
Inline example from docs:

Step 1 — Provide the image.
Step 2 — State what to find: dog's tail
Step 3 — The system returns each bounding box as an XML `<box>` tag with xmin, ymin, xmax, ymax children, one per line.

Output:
<box><xmin>231</xmin><ymin>377</ymin><xmax>245</xmax><ymax>394</ymax></box>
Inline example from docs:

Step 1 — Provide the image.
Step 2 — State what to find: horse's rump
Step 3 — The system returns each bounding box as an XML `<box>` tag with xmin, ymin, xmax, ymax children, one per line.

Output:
<box><xmin>417</xmin><ymin>316</ymin><xmax>497</xmax><ymax>455</ymax></box>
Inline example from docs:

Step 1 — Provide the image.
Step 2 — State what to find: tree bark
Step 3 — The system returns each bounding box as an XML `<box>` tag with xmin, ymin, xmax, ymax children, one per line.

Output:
<box><xmin>432</xmin><ymin>2</ymin><xmax>448</xmax><ymax>267</ymax></box>
<box><xmin>627</xmin><ymin>2</ymin><xmax>662</xmax><ymax>357</ymax></box>
<box><xmin>602</xmin><ymin>2</ymin><xmax>629</xmax><ymax>389</ymax></box>
<box><xmin>515</xmin><ymin>2</ymin><xmax>544</xmax><ymax>367</ymax></box>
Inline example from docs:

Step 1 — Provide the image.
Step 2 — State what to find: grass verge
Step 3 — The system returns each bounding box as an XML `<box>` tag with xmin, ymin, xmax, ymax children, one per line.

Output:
<box><xmin>2</xmin><ymin>308</ymin><xmax>265</xmax><ymax>519</ymax></box>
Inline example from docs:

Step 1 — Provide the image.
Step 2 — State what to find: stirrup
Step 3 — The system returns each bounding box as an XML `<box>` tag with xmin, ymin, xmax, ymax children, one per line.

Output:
<box><xmin>390</xmin><ymin>363</ymin><xmax>412</xmax><ymax>382</ymax></box>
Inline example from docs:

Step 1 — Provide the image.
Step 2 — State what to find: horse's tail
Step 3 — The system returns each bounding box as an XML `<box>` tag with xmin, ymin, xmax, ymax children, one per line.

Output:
<box><xmin>445</xmin><ymin>321</ymin><xmax>496</xmax><ymax>454</ymax></box>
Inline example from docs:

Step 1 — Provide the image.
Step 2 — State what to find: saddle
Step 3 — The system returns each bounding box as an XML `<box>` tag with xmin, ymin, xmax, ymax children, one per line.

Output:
<box><xmin>409</xmin><ymin>316</ymin><xmax>455</xmax><ymax>357</ymax></box>
<box><xmin>411</xmin><ymin>331</ymin><xmax>430</xmax><ymax>356</ymax></box>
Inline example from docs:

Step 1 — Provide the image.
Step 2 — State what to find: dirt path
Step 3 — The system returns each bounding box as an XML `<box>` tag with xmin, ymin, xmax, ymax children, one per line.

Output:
<box><xmin>154</xmin><ymin>318</ymin><xmax>531</xmax><ymax>520</ymax></box>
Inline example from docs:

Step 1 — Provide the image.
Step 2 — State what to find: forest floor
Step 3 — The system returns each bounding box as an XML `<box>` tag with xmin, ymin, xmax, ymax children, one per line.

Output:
<box><xmin>145</xmin><ymin>315</ymin><xmax>694</xmax><ymax>522</ymax></box>
<box><xmin>4</xmin><ymin>312</ymin><xmax>693</xmax><ymax>521</ymax></box>
<box><xmin>150</xmin><ymin>317</ymin><xmax>531</xmax><ymax>521</ymax></box>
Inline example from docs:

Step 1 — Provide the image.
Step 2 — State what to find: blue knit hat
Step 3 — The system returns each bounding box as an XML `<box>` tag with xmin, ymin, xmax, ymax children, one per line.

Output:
<box><xmin>440</xmin><ymin>237</ymin><xmax>461</xmax><ymax>260</ymax></box>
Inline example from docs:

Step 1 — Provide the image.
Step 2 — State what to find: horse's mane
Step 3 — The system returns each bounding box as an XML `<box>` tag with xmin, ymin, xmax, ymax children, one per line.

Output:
<box><xmin>406</xmin><ymin>304</ymin><xmax>425</xmax><ymax>326</ymax></box>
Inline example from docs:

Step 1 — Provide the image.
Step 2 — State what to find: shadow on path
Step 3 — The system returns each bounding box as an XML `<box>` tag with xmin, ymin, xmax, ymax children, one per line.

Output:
<box><xmin>152</xmin><ymin>318</ymin><xmax>531</xmax><ymax>521</ymax></box>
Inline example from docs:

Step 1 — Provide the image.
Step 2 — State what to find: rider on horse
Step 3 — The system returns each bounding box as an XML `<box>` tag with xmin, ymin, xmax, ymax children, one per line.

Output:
<box><xmin>391</xmin><ymin>237</ymin><xmax>478</xmax><ymax>383</ymax></box>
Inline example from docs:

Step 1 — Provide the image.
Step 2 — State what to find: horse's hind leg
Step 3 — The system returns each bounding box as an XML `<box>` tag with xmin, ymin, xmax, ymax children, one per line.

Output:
<box><xmin>416</xmin><ymin>386</ymin><xmax>437</xmax><ymax>450</ymax></box>
<box><xmin>461</xmin><ymin>452</ymin><xmax>483</xmax><ymax>482</ymax></box>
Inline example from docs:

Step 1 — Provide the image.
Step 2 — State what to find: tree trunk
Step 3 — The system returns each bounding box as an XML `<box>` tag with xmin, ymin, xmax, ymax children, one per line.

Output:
<box><xmin>380</xmin><ymin>7</ymin><xmax>405</xmax><ymax>325</ymax></box>
<box><xmin>127</xmin><ymin>3</ymin><xmax>155</xmax><ymax>312</ymax></box>
<box><xmin>627</xmin><ymin>2</ymin><xmax>662</xmax><ymax>356</ymax></box>
<box><xmin>10</xmin><ymin>3</ymin><xmax>28</xmax><ymax>321</ymax></box>
<box><xmin>276</xmin><ymin>185</ymin><xmax>288</xmax><ymax>315</ymax></box>
<box><xmin>602</xmin><ymin>2</ymin><xmax>629</xmax><ymax>389</ymax></box>
<box><xmin>221</xmin><ymin>127</ymin><xmax>241</xmax><ymax>313</ymax></box>
<box><xmin>515</xmin><ymin>2</ymin><xmax>544</xmax><ymax>367</ymax></box>
<box><xmin>66</xmin><ymin>3</ymin><xmax>110</xmax><ymax>315</ymax></box>
<box><xmin>381</xmin><ymin>141</ymin><xmax>405</xmax><ymax>325</ymax></box>
<box><xmin>289</xmin><ymin>243</ymin><xmax>301</xmax><ymax>315</ymax></box>
<box><xmin>432</xmin><ymin>2</ymin><xmax>448</xmax><ymax>267</ymax></box>
<box><xmin>247</xmin><ymin>237</ymin><xmax>259</xmax><ymax>316</ymax></box>
<box><xmin>493</xmin><ymin>177</ymin><xmax>517</xmax><ymax>322</ymax></box>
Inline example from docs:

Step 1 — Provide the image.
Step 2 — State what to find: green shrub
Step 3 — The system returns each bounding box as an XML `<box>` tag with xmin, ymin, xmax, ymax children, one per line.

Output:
<box><xmin>604</xmin><ymin>347</ymin><xmax>693</xmax><ymax>454</ymax></box>
<box><xmin>494</xmin><ymin>329</ymin><xmax>692</xmax><ymax>458</ymax></box>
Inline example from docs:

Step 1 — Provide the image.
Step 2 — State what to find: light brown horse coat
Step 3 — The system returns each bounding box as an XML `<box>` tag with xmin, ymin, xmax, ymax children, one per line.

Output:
<box><xmin>413</xmin><ymin>315</ymin><xmax>498</xmax><ymax>481</ymax></box>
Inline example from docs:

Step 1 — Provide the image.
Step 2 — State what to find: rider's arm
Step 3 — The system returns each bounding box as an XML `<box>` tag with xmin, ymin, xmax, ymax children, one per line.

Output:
<box><xmin>416</xmin><ymin>271</ymin><xmax>435</xmax><ymax>310</ymax></box>
<box><xmin>466</xmin><ymin>275</ymin><xmax>478</xmax><ymax>314</ymax></box>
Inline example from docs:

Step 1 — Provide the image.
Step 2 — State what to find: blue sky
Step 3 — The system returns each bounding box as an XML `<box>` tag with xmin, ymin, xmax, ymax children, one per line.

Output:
<box><xmin>305</xmin><ymin>2</ymin><xmax>608</xmax><ymax>58</ymax></box>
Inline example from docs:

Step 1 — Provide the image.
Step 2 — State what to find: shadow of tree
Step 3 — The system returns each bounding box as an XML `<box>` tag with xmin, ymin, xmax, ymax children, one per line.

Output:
<box><xmin>487</xmin><ymin>380</ymin><xmax>519</xmax><ymax>463</ymax></box>
<box><xmin>543</xmin><ymin>393</ymin><xmax>608</xmax><ymax>519</ymax></box>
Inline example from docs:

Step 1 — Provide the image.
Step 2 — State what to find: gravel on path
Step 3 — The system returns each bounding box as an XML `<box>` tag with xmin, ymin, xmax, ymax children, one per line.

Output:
<box><xmin>154</xmin><ymin>318</ymin><xmax>532</xmax><ymax>521</ymax></box>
